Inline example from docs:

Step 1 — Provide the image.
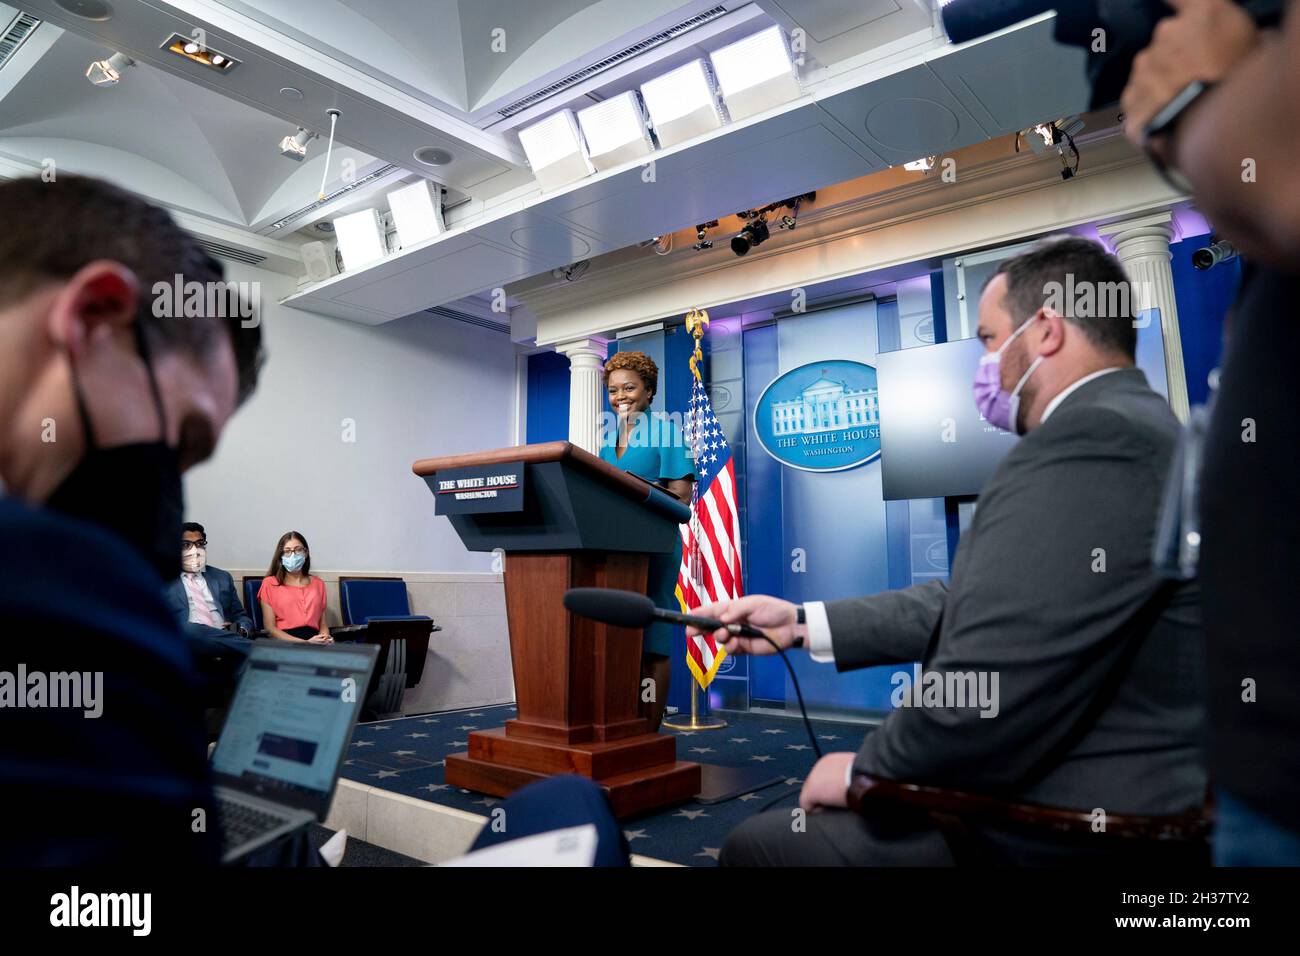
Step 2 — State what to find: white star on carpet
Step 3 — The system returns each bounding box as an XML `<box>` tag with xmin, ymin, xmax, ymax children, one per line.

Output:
<box><xmin>729</xmin><ymin>737</ymin><xmax>750</xmax><ymax>744</ymax></box>
<box><xmin>420</xmin><ymin>718</ymin><xmax>440</xmax><ymax>724</ymax></box>
<box><xmin>407</xmin><ymin>732</ymin><xmax>429</xmax><ymax>739</ymax></box>
<box><xmin>784</xmin><ymin>777</ymin><xmax>803</xmax><ymax>786</ymax></box>
<box><xmin>750</xmin><ymin>755</ymin><xmax>774</xmax><ymax>762</ymax></box>
<box><xmin>369</xmin><ymin>725</ymin><xmax>391</xmax><ymax>731</ymax></box>
<box><xmin>423</xmin><ymin>784</ymin><xmax>449</xmax><ymax>793</ymax></box>
<box><xmin>696</xmin><ymin>847</ymin><xmax>721</xmax><ymax>861</ymax></box>
<box><xmin>351</xmin><ymin>740</ymin><xmax>374</xmax><ymax>748</ymax></box>
<box><xmin>623</xmin><ymin>829</ymin><xmax>648</xmax><ymax>841</ymax></box>
<box><xmin>474</xmin><ymin>798</ymin><xmax>500</xmax><ymax>807</ymax></box>
<box><xmin>373</xmin><ymin>770</ymin><xmax>399</xmax><ymax>779</ymax></box>
<box><xmin>761</xmin><ymin>729</ymin><xmax>786</xmax><ymax>735</ymax></box>
<box><xmin>738</xmin><ymin>793</ymin><xmax>763</xmax><ymax>801</ymax></box>
<box><xmin>786</xmin><ymin>744</ymin><xmax>809</xmax><ymax>751</ymax></box>
<box><xmin>450</xmin><ymin>740</ymin><xmax>467</xmax><ymax>747</ymax></box>
<box><xmin>467</xmin><ymin>712</ymin><xmax>486</xmax><ymax>717</ymax></box>
<box><xmin>818</xmin><ymin>734</ymin><xmax>840</xmax><ymax>740</ymax></box>
<box><xmin>392</xmin><ymin>750</ymin><xmax>416</xmax><ymax>756</ymax></box>
<box><xmin>674</xmin><ymin>808</ymin><xmax>710</xmax><ymax>821</ymax></box>
<box><xmin>690</xmin><ymin>747</ymin><xmax>715</xmax><ymax>754</ymax></box>
<box><xmin>457</xmin><ymin>725</ymin><xmax>478</xmax><ymax>731</ymax></box>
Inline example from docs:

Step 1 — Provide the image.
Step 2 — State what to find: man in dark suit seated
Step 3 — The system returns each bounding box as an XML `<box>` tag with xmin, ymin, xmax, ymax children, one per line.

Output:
<box><xmin>166</xmin><ymin>522</ymin><xmax>255</xmax><ymax>640</ymax></box>
<box><xmin>0</xmin><ymin>174</ymin><xmax>264</xmax><ymax>865</ymax></box>
<box><xmin>165</xmin><ymin>522</ymin><xmax>255</xmax><ymax>696</ymax></box>
<box><xmin>691</xmin><ymin>237</ymin><xmax>1205</xmax><ymax>866</ymax></box>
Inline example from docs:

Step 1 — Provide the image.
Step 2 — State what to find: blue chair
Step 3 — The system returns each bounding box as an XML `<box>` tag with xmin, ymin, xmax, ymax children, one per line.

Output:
<box><xmin>242</xmin><ymin>576</ymin><xmax>265</xmax><ymax>633</ymax></box>
<box><xmin>338</xmin><ymin>577</ymin><xmax>438</xmax><ymax>716</ymax></box>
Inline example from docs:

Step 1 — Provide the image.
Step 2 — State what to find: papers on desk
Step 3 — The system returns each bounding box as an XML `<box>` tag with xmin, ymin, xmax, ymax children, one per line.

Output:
<box><xmin>439</xmin><ymin>824</ymin><xmax>598</xmax><ymax>867</ymax></box>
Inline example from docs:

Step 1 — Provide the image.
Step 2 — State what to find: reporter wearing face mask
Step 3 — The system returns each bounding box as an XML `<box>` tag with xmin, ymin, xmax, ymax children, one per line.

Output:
<box><xmin>165</xmin><ymin>522</ymin><xmax>255</xmax><ymax>640</ymax></box>
<box><xmin>258</xmin><ymin>531</ymin><xmax>333</xmax><ymax>644</ymax></box>
<box><xmin>692</xmin><ymin>238</ymin><xmax>1205</xmax><ymax>867</ymax></box>
<box><xmin>0</xmin><ymin>174</ymin><xmax>262</xmax><ymax>865</ymax></box>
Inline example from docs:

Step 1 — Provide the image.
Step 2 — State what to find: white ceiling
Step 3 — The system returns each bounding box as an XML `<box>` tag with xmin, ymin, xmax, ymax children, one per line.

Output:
<box><xmin>1</xmin><ymin>1</ymin><xmax>1092</xmax><ymax>331</ymax></box>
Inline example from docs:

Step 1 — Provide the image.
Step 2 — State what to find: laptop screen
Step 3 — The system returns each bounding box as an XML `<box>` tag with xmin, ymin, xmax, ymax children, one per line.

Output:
<box><xmin>212</xmin><ymin>642</ymin><xmax>377</xmax><ymax>815</ymax></box>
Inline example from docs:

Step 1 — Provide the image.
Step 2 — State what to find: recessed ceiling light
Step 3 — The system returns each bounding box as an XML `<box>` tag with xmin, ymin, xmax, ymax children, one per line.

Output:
<box><xmin>280</xmin><ymin>86</ymin><xmax>304</xmax><ymax>100</ymax></box>
<box><xmin>314</xmin><ymin>221</ymin><xmax>335</xmax><ymax>234</ymax></box>
<box><xmin>413</xmin><ymin>146</ymin><xmax>453</xmax><ymax>167</ymax></box>
<box><xmin>55</xmin><ymin>0</ymin><xmax>113</xmax><ymax>21</ymax></box>
<box><xmin>161</xmin><ymin>33</ymin><xmax>239</xmax><ymax>73</ymax></box>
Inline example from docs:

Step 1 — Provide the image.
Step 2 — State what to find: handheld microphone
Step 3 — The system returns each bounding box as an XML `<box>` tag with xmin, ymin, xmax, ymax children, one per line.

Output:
<box><xmin>561</xmin><ymin>587</ymin><xmax>822</xmax><ymax>759</ymax></box>
<box><xmin>562</xmin><ymin>588</ymin><xmax>770</xmax><ymax>641</ymax></box>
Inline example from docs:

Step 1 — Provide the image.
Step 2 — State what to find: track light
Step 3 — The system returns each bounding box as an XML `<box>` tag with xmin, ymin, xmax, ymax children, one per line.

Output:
<box><xmin>86</xmin><ymin>52</ymin><xmax>133</xmax><ymax>87</ymax></box>
<box><xmin>1193</xmin><ymin>238</ymin><xmax>1238</xmax><ymax>271</ymax></box>
<box><xmin>278</xmin><ymin>127</ymin><xmax>316</xmax><ymax>162</ymax></box>
<box><xmin>693</xmin><ymin>221</ymin><xmax>718</xmax><ymax>251</ymax></box>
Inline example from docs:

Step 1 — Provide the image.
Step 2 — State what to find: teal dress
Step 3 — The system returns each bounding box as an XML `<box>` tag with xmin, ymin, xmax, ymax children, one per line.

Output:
<box><xmin>599</xmin><ymin>413</ymin><xmax>695</xmax><ymax>656</ymax></box>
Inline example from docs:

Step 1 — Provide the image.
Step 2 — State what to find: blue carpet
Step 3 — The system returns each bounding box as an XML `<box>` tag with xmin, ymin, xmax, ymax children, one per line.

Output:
<box><xmin>342</xmin><ymin>704</ymin><xmax>876</xmax><ymax>866</ymax></box>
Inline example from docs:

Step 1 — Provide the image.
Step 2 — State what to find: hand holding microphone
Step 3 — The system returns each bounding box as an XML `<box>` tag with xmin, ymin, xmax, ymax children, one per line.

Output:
<box><xmin>563</xmin><ymin>587</ymin><xmax>822</xmax><ymax>758</ymax></box>
<box><xmin>686</xmin><ymin>595</ymin><xmax>806</xmax><ymax>656</ymax></box>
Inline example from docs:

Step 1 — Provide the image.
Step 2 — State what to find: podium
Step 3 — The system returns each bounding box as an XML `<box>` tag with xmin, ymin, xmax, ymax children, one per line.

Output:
<box><xmin>412</xmin><ymin>442</ymin><xmax>702</xmax><ymax>818</ymax></box>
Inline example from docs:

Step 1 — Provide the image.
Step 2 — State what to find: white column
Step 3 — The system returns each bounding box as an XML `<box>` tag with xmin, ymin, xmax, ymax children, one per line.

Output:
<box><xmin>554</xmin><ymin>337</ymin><xmax>608</xmax><ymax>454</ymax></box>
<box><xmin>1097</xmin><ymin>211</ymin><xmax>1190</xmax><ymax>422</ymax></box>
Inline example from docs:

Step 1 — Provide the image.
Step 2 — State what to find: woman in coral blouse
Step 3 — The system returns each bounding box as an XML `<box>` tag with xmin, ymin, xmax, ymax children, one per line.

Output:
<box><xmin>258</xmin><ymin>531</ymin><xmax>333</xmax><ymax>644</ymax></box>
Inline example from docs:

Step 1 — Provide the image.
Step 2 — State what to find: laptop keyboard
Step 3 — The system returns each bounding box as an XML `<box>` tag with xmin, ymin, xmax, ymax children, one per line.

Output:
<box><xmin>217</xmin><ymin>795</ymin><xmax>292</xmax><ymax>852</ymax></box>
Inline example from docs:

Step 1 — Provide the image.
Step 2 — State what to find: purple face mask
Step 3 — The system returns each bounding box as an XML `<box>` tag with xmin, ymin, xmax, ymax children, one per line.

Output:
<box><xmin>973</xmin><ymin>318</ymin><xmax>1043</xmax><ymax>434</ymax></box>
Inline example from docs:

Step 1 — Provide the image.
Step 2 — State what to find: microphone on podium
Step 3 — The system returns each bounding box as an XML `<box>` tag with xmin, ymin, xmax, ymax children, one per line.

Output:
<box><xmin>561</xmin><ymin>587</ymin><xmax>822</xmax><ymax>757</ymax></box>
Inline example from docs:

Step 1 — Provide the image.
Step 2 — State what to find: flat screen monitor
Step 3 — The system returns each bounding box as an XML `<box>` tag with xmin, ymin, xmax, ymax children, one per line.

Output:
<box><xmin>876</xmin><ymin>337</ymin><xmax>1018</xmax><ymax>500</ymax></box>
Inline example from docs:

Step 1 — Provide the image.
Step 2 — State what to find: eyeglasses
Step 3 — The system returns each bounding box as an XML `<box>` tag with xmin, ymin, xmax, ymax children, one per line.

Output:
<box><xmin>182</xmin><ymin>540</ymin><xmax>207</xmax><ymax>552</ymax></box>
<box><xmin>282</xmin><ymin>547</ymin><xmax>306</xmax><ymax>557</ymax></box>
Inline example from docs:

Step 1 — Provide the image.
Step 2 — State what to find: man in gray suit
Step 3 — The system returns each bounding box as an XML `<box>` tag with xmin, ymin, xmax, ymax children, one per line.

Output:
<box><xmin>692</xmin><ymin>237</ymin><xmax>1204</xmax><ymax>865</ymax></box>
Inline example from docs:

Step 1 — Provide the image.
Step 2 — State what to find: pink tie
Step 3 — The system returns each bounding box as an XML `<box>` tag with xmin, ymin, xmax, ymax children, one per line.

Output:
<box><xmin>184</xmin><ymin>573</ymin><xmax>218</xmax><ymax>626</ymax></box>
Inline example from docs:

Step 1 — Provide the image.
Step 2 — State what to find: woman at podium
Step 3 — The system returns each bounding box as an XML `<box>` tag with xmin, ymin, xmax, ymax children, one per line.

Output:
<box><xmin>599</xmin><ymin>351</ymin><xmax>695</xmax><ymax>731</ymax></box>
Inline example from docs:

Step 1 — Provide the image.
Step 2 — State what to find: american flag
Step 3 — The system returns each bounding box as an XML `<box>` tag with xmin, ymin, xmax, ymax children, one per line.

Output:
<box><xmin>674</xmin><ymin>373</ymin><xmax>743</xmax><ymax>689</ymax></box>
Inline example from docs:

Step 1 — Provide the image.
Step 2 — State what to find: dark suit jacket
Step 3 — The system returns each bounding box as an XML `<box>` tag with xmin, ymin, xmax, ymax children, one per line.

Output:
<box><xmin>0</xmin><ymin>497</ymin><xmax>219</xmax><ymax>865</ymax></box>
<box><xmin>828</xmin><ymin>368</ymin><xmax>1205</xmax><ymax>816</ymax></box>
<box><xmin>164</xmin><ymin>565</ymin><xmax>255</xmax><ymax>638</ymax></box>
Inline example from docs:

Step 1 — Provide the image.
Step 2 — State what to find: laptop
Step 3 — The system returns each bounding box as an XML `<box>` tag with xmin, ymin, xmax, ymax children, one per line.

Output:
<box><xmin>210</xmin><ymin>641</ymin><xmax>379</xmax><ymax>864</ymax></box>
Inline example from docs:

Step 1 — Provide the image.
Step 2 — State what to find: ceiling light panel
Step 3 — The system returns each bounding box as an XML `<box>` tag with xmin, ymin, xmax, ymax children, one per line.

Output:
<box><xmin>517</xmin><ymin>109</ymin><xmax>594</xmax><ymax>191</ymax></box>
<box><xmin>709</xmin><ymin>25</ymin><xmax>801</xmax><ymax>123</ymax></box>
<box><xmin>333</xmin><ymin>209</ymin><xmax>387</xmax><ymax>271</ymax></box>
<box><xmin>161</xmin><ymin>33</ymin><xmax>240</xmax><ymax>73</ymax></box>
<box><xmin>640</xmin><ymin>59</ymin><xmax>726</xmax><ymax>149</ymax></box>
<box><xmin>576</xmin><ymin>91</ymin><xmax>655</xmax><ymax>171</ymax></box>
<box><xmin>387</xmin><ymin>180</ymin><xmax>445</xmax><ymax>248</ymax></box>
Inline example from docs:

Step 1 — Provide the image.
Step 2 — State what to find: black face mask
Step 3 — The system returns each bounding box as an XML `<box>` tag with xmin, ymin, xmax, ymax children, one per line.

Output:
<box><xmin>45</xmin><ymin>325</ymin><xmax>185</xmax><ymax>580</ymax></box>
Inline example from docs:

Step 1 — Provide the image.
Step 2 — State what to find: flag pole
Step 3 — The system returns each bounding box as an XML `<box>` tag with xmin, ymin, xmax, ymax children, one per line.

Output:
<box><xmin>663</xmin><ymin>307</ymin><xmax>726</xmax><ymax>733</ymax></box>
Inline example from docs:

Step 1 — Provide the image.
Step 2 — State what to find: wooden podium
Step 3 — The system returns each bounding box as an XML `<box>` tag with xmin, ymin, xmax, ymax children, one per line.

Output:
<box><xmin>412</xmin><ymin>442</ymin><xmax>702</xmax><ymax>818</ymax></box>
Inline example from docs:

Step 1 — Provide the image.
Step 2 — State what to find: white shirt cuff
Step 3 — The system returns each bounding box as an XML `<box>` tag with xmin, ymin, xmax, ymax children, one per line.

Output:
<box><xmin>845</xmin><ymin>757</ymin><xmax>854</xmax><ymax>791</ymax></box>
<box><xmin>804</xmin><ymin>600</ymin><xmax>835</xmax><ymax>663</ymax></box>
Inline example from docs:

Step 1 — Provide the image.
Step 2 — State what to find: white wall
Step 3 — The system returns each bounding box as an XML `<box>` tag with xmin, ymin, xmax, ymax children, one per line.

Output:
<box><xmin>184</xmin><ymin>262</ymin><xmax>521</xmax><ymax>575</ymax></box>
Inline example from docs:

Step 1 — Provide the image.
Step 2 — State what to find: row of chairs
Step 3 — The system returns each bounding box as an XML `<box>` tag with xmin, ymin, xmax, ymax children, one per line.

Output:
<box><xmin>239</xmin><ymin>576</ymin><xmax>439</xmax><ymax>717</ymax></box>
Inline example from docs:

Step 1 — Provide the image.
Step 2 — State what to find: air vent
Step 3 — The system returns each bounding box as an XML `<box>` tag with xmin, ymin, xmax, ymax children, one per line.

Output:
<box><xmin>0</xmin><ymin>13</ymin><xmax>41</xmax><ymax>69</ymax></box>
<box><xmin>197</xmin><ymin>239</ymin><xmax>267</xmax><ymax>266</ymax></box>
<box><xmin>495</xmin><ymin>5</ymin><xmax>729</xmax><ymax>119</ymax></box>
<box><xmin>425</xmin><ymin>306</ymin><xmax>509</xmax><ymax>334</ymax></box>
<box><xmin>267</xmin><ymin>163</ymin><xmax>401</xmax><ymax>232</ymax></box>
